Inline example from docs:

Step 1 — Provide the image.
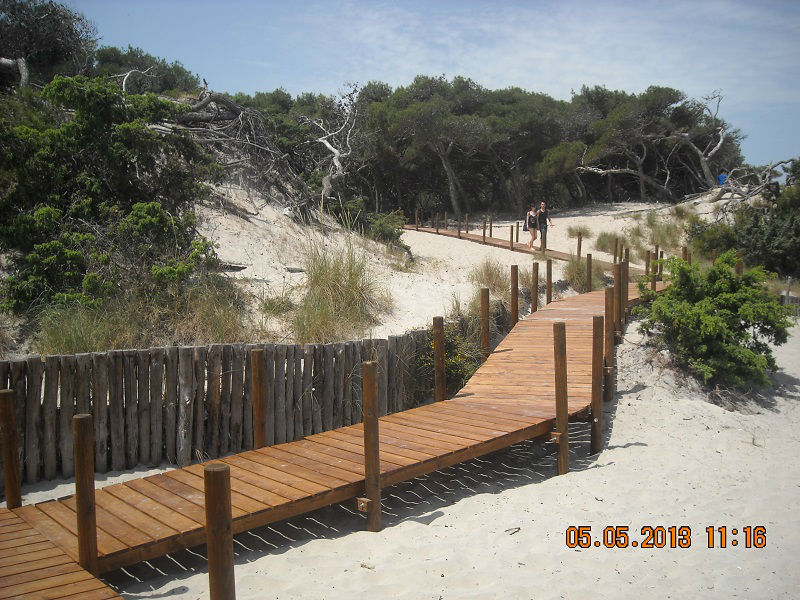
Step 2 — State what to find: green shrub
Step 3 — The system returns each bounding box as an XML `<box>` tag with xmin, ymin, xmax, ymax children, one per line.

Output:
<box><xmin>469</xmin><ymin>258</ymin><xmax>510</xmax><ymax>302</ymax></box>
<box><xmin>635</xmin><ymin>251</ymin><xmax>792</xmax><ymax>387</ymax></box>
<box><xmin>563</xmin><ymin>254</ymin><xmax>606</xmax><ymax>292</ymax></box>
<box><xmin>594</xmin><ymin>231</ymin><xmax>628</xmax><ymax>254</ymax></box>
<box><xmin>567</xmin><ymin>224</ymin><xmax>592</xmax><ymax>239</ymax></box>
<box><xmin>292</xmin><ymin>238</ymin><xmax>391</xmax><ymax>343</ymax></box>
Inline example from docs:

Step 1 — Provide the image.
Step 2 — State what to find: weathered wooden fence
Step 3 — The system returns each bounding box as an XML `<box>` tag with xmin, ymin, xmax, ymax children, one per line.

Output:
<box><xmin>0</xmin><ymin>330</ymin><xmax>431</xmax><ymax>496</ymax></box>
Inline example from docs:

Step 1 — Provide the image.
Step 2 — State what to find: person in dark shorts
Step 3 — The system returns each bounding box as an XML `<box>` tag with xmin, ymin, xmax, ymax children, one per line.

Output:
<box><xmin>536</xmin><ymin>201</ymin><xmax>553</xmax><ymax>250</ymax></box>
<box><xmin>525</xmin><ymin>202</ymin><xmax>538</xmax><ymax>249</ymax></box>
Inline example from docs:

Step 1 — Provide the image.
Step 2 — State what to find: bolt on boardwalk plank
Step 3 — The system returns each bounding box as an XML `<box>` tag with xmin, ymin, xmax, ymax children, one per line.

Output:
<box><xmin>7</xmin><ymin>282</ymin><xmax>661</xmax><ymax>575</ymax></box>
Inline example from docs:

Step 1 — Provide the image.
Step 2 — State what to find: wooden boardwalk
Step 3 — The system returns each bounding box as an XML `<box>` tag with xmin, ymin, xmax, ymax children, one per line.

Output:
<box><xmin>405</xmin><ymin>224</ymin><xmax>643</xmax><ymax>271</ymax></box>
<box><xmin>2</xmin><ymin>281</ymin><xmax>658</xmax><ymax>582</ymax></box>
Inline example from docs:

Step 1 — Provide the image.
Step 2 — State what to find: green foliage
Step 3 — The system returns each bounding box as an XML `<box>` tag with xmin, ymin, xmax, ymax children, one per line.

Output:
<box><xmin>291</xmin><ymin>238</ymin><xmax>391</xmax><ymax>343</ymax></box>
<box><xmin>563</xmin><ymin>254</ymin><xmax>606</xmax><ymax>292</ymax></box>
<box><xmin>0</xmin><ymin>75</ymin><xmax>222</xmax><ymax>313</ymax></box>
<box><xmin>367</xmin><ymin>210</ymin><xmax>406</xmax><ymax>246</ymax></box>
<box><xmin>566</xmin><ymin>224</ymin><xmax>592</xmax><ymax>239</ymax></box>
<box><xmin>635</xmin><ymin>252</ymin><xmax>792</xmax><ymax>387</ymax></box>
<box><xmin>93</xmin><ymin>45</ymin><xmax>199</xmax><ymax>94</ymax></box>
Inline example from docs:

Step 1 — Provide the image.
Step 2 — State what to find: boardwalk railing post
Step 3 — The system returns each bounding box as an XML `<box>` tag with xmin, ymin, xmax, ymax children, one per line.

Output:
<box><xmin>251</xmin><ymin>348</ymin><xmax>267</xmax><ymax>449</ymax></box>
<box><xmin>482</xmin><ymin>219</ymin><xmax>486</xmax><ymax>244</ymax></box>
<box><xmin>546</xmin><ymin>259</ymin><xmax>553</xmax><ymax>304</ymax></box>
<box><xmin>613</xmin><ymin>262</ymin><xmax>622</xmax><ymax>341</ymax></box>
<box><xmin>433</xmin><ymin>316</ymin><xmax>446</xmax><ymax>402</ymax></box>
<box><xmin>0</xmin><ymin>390</ymin><xmax>21</xmax><ymax>509</ymax></box>
<box><xmin>586</xmin><ymin>253</ymin><xmax>592</xmax><ymax>293</ymax></box>
<box><xmin>613</xmin><ymin>238</ymin><xmax>618</xmax><ymax>264</ymax></box>
<box><xmin>415</xmin><ymin>209</ymin><xmax>419</xmax><ymax>231</ymax></box>
<box><xmin>465</xmin><ymin>213</ymin><xmax>469</xmax><ymax>232</ymax></box>
<box><xmin>659</xmin><ymin>250</ymin><xmax>664</xmax><ymax>279</ymax></box>
<box><xmin>603</xmin><ymin>287</ymin><xmax>615</xmax><ymax>403</ymax></box>
<box><xmin>457</xmin><ymin>217</ymin><xmax>462</xmax><ymax>239</ymax></box>
<box><xmin>510</xmin><ymin>265</ymin><xmax>519</xmax><ymax>326</ymax></box>
<box><xmin>444</xmin><ymin>212</ymin><xmax>448</xmax><ymax>230</ymax></box>
<box><xmin>73</xmin><ymin>414</ymin><xmax>98</xmax><ymax>574</ymax></box>
<box><xmin>480</xmin><ymin>288</ymin><xmax>490</xmax><ymax>360</ymax></box>
<box><xmin>509</xmin><ymin>225</ymin><xmax>513</xmax><ymax>249</ymax></box>
<box><xmin>645</xmin><ymin>250</ymin><xmax>650</xmax><ymax>276</ymax></box>
<box><xmin>204</xmin><ymin>463</ymin><xmax>235</xmax><ymax>600</ymax></box>
<box><xmin>489</xmin><ymin>214</ymin><xmax>493</xmax><ymax>237</ymax></box>
<box><xmin>359</xmin><ymin>360</ymin><xmax>382</xmax><ymax>532</ymax></box>
<box><xmin>553</xmin><ymin>322</ymin><xmax>569</xmax><ymax>475</ymax></box>
<box><xmin>577</xmin><ymin>232</ymin><xmax>582</xmax><ymax>258</ymax></box>
<box><xmin>653</xmin><ymin>244</ymin><xmax>659</xmax><ymax>276</ymax></box>
<box><xmin>435</xmin><ymin>213</ymin><xmax>440</xmax><ymax>234</ymax></box>
<box><xmin>515</xmin><ymin>221</ymin><xmax>520</xmax><ymax>243</ymax></box>
<box><xmin>590</xmin><ymin>316</ymin><xmax>604</xmax><ymax>455</ymax></box>
<box><xmin>531</xmin><ymin>261</ymin><xmax>539</xmax><ymax>313</ymax></box>
<box><xmin>682</xmin><ymin>245</ymin><xmax>688</xmax><ymax>261</ymax></box>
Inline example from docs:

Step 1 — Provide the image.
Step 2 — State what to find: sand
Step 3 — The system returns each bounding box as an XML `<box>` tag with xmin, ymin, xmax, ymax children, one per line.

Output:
<box><xmin>20</xmin><ymin>196</ymin><xmax>799</xmax><ymax>598</ymax></box>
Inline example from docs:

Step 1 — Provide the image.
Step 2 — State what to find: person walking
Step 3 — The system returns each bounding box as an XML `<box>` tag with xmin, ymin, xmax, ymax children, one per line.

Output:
<box><xmin>525</xmin><ymin>202</ymin><xmax>538</xmax><ymax>249</ymax></box>
<box><xmin>536</xmin><ymin>201</ymin><xmax>554</xmax><ymax>251</ymax></box>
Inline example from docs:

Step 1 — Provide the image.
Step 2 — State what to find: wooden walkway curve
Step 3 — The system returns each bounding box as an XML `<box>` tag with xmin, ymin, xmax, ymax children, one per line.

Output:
<box><xmin>1</xmin><ymin>281</ymin><xmax>661</xmax><ymax>587</ymax></box>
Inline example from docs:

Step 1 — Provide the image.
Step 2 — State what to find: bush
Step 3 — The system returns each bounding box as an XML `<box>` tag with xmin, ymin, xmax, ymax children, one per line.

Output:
<box><xmin>292</xmin><ymin>238</ymin><xmax>390</xmax><ymax>343</ymax></box>
<box><xmin>563</xmin><ymin>254</ymin><xmax>606</xmax><ymax>292</ymax></box>
<box><xmin>567</xmin><ymin>224</ymin><xmax>592</xmax><ymax>239</ymax></box>
<box><xmin>635</xmin><ymin>251</ymin><xmax>792</xmax><ymax>387</ymax></box>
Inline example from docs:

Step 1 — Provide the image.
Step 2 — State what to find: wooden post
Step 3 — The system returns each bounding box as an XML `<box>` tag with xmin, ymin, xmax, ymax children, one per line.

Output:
<box><xmin>604</xmin><ymin>287</ymin><xmax>615</xmax><ymax>403</ymax></box>
<box><xmin>415</xmin><ymin>209</ymin><xmax>419</xmax><ymax>231</ymax></box>
<box><xmin>509</xmin><ymin>225</ymin><xmax>514</xmax><ymax>250</ymax></box>
<box><xmin>433</xmin><ymin>317</ymin><xmax>446</xmax><ymax>402</ymax></box>
<box><xmin>251</xmin><ymin>348</ymin><xmax>266</xmax><ymax>449</ymax></box>
<box><xmin>489</xmin><ymin>214</ymin><xmax>493</xmax><ymax>237</ymax></box>
<box><xmin>613</xmin><ymin>262</ymin><xmax>622</xmax><ymax>339</ymax></box>
<box><xmin>444</xmin><ymin>212</ymin><xmax>448</xmax><ymax>230</ymax></box>
<box><xmin>553</xmin><ymin>322</ymin><xmax>569</xmax><ymax>475</ymax></box>
<box><xmin>515</xmin><ymin>221</ymin><xmax>520</xmax><ymax>242</ymax></box>
<box><xmin>577</xmin><ymin>232</ymin><xmax>583</xmax><ymax>258</ymax></box>
<box><xmin>510</xmin><ymin>265</ymin><xmax>519</xmax><ymax>326</ymax></box>
<box><xmin>73</xmin><ymin>414</ymin><xmax>98</xmax><ymax>574</ymax></box>
<box><xmin>457</xmin><ymin>217</ymin><xmax>462</xmax><ymax>239</ymax></box>
<box><xmin>435</xmin><ymin>213</ymin><xmax>440</xmax><ymax>234</ymax></box>
<box><xmin>204</xmin><ymin>463</ymin><xmax>235</xmax><ymax>600</ymax></box>
<box><xmin>613</xmin><ymin>238</ymin><xmax>618</xmax><ymax>263</ymax></box>
<box><xmin>482</xmin><ymin>219</ymin><xmax>486</xmax><ymax>244</ymax></box>
<box><xmin>645</xmin><ymin>250</ymin><xmax>651</xmax><ymax>275</ymax></box>
<box><xmin>586</xmin><ymin>253</ymin><xmax>593</xmax><ymax>293</ymax></box>
<box><xmin>591</xmin><ymin>315</ymin><xmax>604</xmax><ymax>455</ymax></box>
<box><xmin>624</xmin><ymin>247</ymin><xmax>630</xmax><ymax>264</ymax></box>
<box><xmin>361</xmin><ymin>361</ymin><xmax>381</xmax><ymax>532</ymax></box>
<box><xmin>659</xmin><ymin>250</ymin><xmax>664</xmax><ymax>279</ymax></box>
<box><xmin>650</xmin><ymin>264</ymin><xmax>657</xmax><ymax>291</ymax></box>
<box><xmin>0</xmin><ymin>390</ymin><xmax>21</xmax><ymax>509</ymax></box>
<box><xmin>531</xmin><ymin>261</ymin><xmax>539</xmax><ymax>313</ymax></box>
<box><xmin>465</xmin><ymin>213</ymin><xmax>469</xmax><ymax>232</ymax></box>
<box><xmin>480</xmin><ymin>288</ymin><xmax>490</xmax><ymax>360</ymax></box>
<box><xmin>546</xmin><ymin>259</ymin><xmax>553</xmax><ymax>304</ymax></box>
<box><xmin>682</xmin><ymin>245</ymin><xmax>688</xmax><ymax>261</ymax></box>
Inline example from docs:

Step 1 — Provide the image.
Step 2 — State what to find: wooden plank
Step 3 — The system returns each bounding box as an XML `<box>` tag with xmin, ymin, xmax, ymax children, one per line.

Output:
<box><xmin>311</xmin><ymin>344</ymin><xmax>323</xmax><ymax>434</ymax></box>
<box><xmin>102</xmin><ymin>484</ymin><xmax>199</xmax><ymax>536</ymax></box>
<box><xmin>58</xmin><ymin>356</ymin><xmax>76</xmax><ymax>478</ymax></box>
<box><xmin>107</xmin><ymin>351</ymin><xmax>125</xmax><ymax>471</ymax></box>
<box><xmin>321</xmin><ymin>343</ymin><xmax>334</xmax><ymax>431</ymax></box>
<box><xmin>302</xmin><ymin>344</ymin><xmax>314</xmax><ymax>436</ymax></box>
<box><xmin>163</xmin><ymin>346</ymin><xmax>178</xmax><ymax>464</ymax></box>
<box><xmin>42</xmin><ymin>356</ymin><xmax>60</xmax><ymax>480</ymax></box>
<box><xmin>9</xmin><ymin>361</ymin><xmax>26</xmax><ymax>488</ymax></box>
<box><xmin>333</xmin><ymin>342</ymin><xmax>345</xmax><ymax>429</ymax></box>
<box><xmin>122</xmin><ymin>350</ymin><xmax>138</xmax><ymax>469</ymax></box>
<box><xmin>24</xmin><ymin>357</ymin><xmax>43</xmax><ymax>484</ymax></box>
<box><xmin>230</xmin><ymin>344</ymin><xmax>245</xmax><ymax>452</ymax></box>
<box><xmin>220</xmin><ymin>344</ymin><xmax>232</xmax><ymax>454</ymax></box>
<box><xmin>232</xmin><ymin>451</ymin><xmax>344</xmax><ymax>493</ymax></box>
<box><xmin>376</xmin><ymin>339</ymin><xmax>388</xmax><ymax>416</ymax></box>
<box><xmin>352</xmin><ymin>342</ymin><xmax>363</xmax><ymax>424</ymax></box>
<box><xmin>136</xmin><ymin>349</ymin><xmax>150</xmax><ymax>467</ymax></box>
<box><xmin>125</xmin><ymin>477</ymin><xmax>205</xmax><ymax>525</ymax></box>
<box><xmin>221</xmin><ymin>454</ymin><xmax>330</xmax><ymax>496</ymax></box>
<box><xmin>292</xmin><ymin>344</ymin><xmax>303</xmax><ymax>441</ymax></box>
<box><xmin>242</xmin><ymin>344</ymin><xmax>256</xmax><ymax>451</ymax></box>
<box><xmin>91</xmin><ymin>353</ymin><xmax>109</xmax><ymax>473</ymax></box>
<box><xmin>75</xmin><ymin>354</ymin><xmax>91</xmax><ymax>415</ymax></box>
<box><xmin>192</xmin><ymin>346</ymin><xmax>207</xmax><ymax>461</ymax></box>
<box><xmin>284</xmin><ymin>345</ymin><xmax>295</xmax><ymax>442</ymax></box>
<box><xmin>176</xmin><ymin>347</ymin><xmax>194</xmax><ymax>467</ymax></box>
<box><xmin>148</xmin><ymin>348</ymin><xmax>165</xmax><ymax>466</ymax></box>
<box><xmin>273</xmin><ymin>344</ymin><xmax>287</xmax><ymax>444</ymax></box>
<box><xmin>387</xmin><ymin>335</ymin><xmax>397</xmax><ymax>413</ymax></box>
<box><xmin>263</xmin><ymin>344</ymin><xmax>275</xmax><ymax>446</ymax></box>
<box><xmin>146</xmin><ymin>471</ymin><xmax>246</xmax><ymax>519</ymax></box>
<box><xmin>206</xmin><ymin>344</ymin><xmax>223</xmax><ymax>458</ymax></box>
<box><xmin>343</xmin><ymin>342</ymin><xmax>353</xmax><ymax>426</ymax></box>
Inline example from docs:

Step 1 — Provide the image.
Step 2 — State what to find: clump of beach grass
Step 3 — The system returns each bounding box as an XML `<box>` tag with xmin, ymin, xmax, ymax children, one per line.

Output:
<box><xmin>567</xmin><ymin>224</ymin><xmax>593</xmax><ymax>239</ymax></box>
<box><xmin>562</xmin><ymin>254</ymin><xmax>607</xmax><ymax>293</ymax></box>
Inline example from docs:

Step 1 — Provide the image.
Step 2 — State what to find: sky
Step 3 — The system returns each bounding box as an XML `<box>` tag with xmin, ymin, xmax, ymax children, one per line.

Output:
<box><xmin>68</xmin><ymin>0</ymin><xmax>799</xmax><ymax>167</ymax></box>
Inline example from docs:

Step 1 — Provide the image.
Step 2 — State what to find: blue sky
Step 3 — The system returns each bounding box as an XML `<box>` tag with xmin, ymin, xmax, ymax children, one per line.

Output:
<box><xmin>69</xmin><ymin>0</ymin><xmax>799</xmax><ymax>167</ymax></box>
